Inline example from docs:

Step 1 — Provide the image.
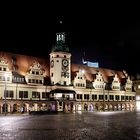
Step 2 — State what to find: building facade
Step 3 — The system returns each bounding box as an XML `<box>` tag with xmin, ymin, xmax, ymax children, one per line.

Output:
<box><xmin>133</xmin><ymin>75</ymin><xmax>140</xmax><ymax>110</ymax></box>
<box><xmin>0</xmin><ymin>32</ymin><xmax>136</xmax><ymax>114</ymax></box>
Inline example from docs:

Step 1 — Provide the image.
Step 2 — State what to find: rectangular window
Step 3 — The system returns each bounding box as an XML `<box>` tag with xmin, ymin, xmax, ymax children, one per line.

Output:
<box><xmin>5</xmin><ymin>90</ymin><xmax>14</xmax><ymax>98</ymax></box>
<box><xmin>121</xmin><ymin>96</ymin><xmax>125</xmax><ymax>100</ymax></box>
<box><xmin>64</xmin><ymin>81</ymin><xmax>66</xmax><ymax>85</ymax></box>
<box><xmin>36</xmin><ymin>71</ymin><xmax>39</xmax><ymax>75</ymax></box>
<box><xmin>109</xmin><ymin>95</ymin><xmax>114</xmax><ymax>100</ymax></box>
<box><xmin>84</xmin><ymin>94</ymin><xmax>89</xmax><ymax>100</ymax></box>
<box><xmin>42</xmin><ymin>92</ymin><xmax>49</xmax><ymax>98</ymax></box>
<box><xmin>77</xmin><ymin>94</ymin><xmax>82</xmax><ymax>99</ymax></box>
<box><xmin>19</xmin><ymin>91</ymin><xmax>28</xmax><ymax>98</ymax></box>
<box><xmin>3</xmin><ymin>67</ymin><xmax>6</xmax><ymax>71</ymax></box>
<box><xmin>99</xmin><ymin>95</ymin><xmax>103</xmax><ymax>100</ymax></box>
<box><xmin>92</xmin><ymin>94</ymin><xmax>97</xmax><ymax>100</ymax></box>
<box><xmin>32</xmin><ymin>91</ymin><xmax>40</xmax><ymax>98</ymax></box>
<box><xmin>105</xmin><ymin>95</ymin><xmax>107</xmax><ymax>100</ymax></box>
<box><xmin>126</xmin><ymin>96</ymin><xmax>129</xmax><ymax>100</ymax></box>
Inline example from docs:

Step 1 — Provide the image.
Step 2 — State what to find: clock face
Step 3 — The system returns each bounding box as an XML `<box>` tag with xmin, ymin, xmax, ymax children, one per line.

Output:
<box><xmin>62</xmin><ymin>59</ymin><xmax>69</xmax><ymax>67</ymax></box>
<box><xmin>50</xmin><ymin>60</ymin><xmax>54</xmax><ymax>68</ymax></box>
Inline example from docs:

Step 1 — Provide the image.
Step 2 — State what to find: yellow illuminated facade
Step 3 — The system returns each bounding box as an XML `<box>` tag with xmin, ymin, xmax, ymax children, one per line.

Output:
<box><xmin>0</xmin><ymin>32</ymin><xmax>136</xmax><ymax>114</ymax></box>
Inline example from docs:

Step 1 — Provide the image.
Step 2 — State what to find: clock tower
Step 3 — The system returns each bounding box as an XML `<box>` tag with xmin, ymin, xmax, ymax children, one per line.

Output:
<box><xmin>50</xmin><ymin>32</ymin><xmax>71</xmax><ymax>86</ymax></box>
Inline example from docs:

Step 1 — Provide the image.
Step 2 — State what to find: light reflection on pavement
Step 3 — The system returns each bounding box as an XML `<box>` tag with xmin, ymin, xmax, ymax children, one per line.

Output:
<box><xmin>0</xmin><ymin>111</ymin><xmax>140</xmax><ymax>140</ymax></box>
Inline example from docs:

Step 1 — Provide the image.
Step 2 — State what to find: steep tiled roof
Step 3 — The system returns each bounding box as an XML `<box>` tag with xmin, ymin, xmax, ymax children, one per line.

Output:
<box><xmin>0</xmin><ymin>51</ymin><xmax>127</xmax><ymax>84</ymax></box>
<box><xmin>0</xmin><ymin>51</ymin><xmax>50</xmax><ymax>77</ymax></box>
<box><xmin>71</xmin><ymin>64</ymin><xmax>126</xmax><ymax>84</ymax></box>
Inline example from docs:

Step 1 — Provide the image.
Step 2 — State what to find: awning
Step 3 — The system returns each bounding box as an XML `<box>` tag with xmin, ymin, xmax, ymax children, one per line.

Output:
<box><xmin>50</xmin><ymin>89</ymin><xmax>76</xmax><ymax>94</ymax></box>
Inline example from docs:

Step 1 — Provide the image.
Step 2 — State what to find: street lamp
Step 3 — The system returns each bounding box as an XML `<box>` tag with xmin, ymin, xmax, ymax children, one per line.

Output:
<box><xmin>4</xmin><ymin>73</ymin><xmax>8</xmax><ymax>116</ymax></box>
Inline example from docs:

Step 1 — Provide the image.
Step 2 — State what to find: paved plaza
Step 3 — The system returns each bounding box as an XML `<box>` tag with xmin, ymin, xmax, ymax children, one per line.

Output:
<box><xmin>0</xmin><ymin>111</ymin><xmax>140</xmax><ymax>140</ymax></box>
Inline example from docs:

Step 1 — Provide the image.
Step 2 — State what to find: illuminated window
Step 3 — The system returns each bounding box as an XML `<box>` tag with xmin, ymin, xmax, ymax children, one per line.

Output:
<box><xmin>138</xmin><ymin>85</ymin><xmax>140</xmax><ymax>89</ymax></box>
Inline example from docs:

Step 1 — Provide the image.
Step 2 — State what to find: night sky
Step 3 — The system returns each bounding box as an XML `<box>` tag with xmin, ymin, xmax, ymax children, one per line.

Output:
<box><xmin>1</xmin><ymin>4</ymin><xmax>140</xmax><ymax>76</ymax></box>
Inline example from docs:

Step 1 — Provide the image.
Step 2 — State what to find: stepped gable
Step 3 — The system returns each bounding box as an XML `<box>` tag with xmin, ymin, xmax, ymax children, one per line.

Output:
<box><xmin>0</xmin><ymin>51</ymin><xmax>50</xmax><ymax>77</ymax></box>
<box><xmin>71</xmin><ymin>63</ymin><xmax>126</xmax><ymax>84</ymax></box>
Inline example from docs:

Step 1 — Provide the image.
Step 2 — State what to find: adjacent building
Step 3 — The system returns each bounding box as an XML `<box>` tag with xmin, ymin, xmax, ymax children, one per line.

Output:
<box><xmin>0</xmin><ymin>32</ymin><xmax>136</xmax><ymax>114</ymax></box>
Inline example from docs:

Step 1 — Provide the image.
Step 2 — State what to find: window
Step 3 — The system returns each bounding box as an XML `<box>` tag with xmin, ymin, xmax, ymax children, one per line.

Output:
<box><xmin>92</xmin><ymin>94</ymin><xmax>97</xmax><ymax>100</ymax></box>
<box><xmin>105</xmin><ymin>95</ymin><xmax>108</xmax><ymax>100</ymax></box>
<box><xmin>32</xmin><ymin>91</ymin><xmax>40</xmax><ymax>98</ymax></box>
<box><xmin>3</xmin><ymin>67</ymin><xmax>6</xmax><ymax>71</ymax></box>
<box><xmin>5</xmin><ymin>90</ymin><xmax>14</xmax><ymax>98</ymax></box>
<box><xmin>109</xmin><ymin>95</ymin><xmax>114</xmax><ymax>100</ymax></box>
<box><xmin>77</xmin><ymin>94</ymin><xmax>82</xmax><ymax>99</ymax></box>
<box><xmin>115</xmin><ymin>95</ymin><xmax>120</xmax><ymax>100</ymax></box>
<box><xmin>99</xmin><ymin>95</ymin><xmax>103</xmax><ymax>100</ymax></box>
<box><xmin>64</xmin><ymin>81</ymin><xmax>66</xmax><ymax>85</ymax></box>
<box><xmin>42</xmin><ymin>92</ymin><xmax>49</xmax><ymax>98</ymax></box>
<box><xmin>36</xmin><ymin>71</ymin><xmax>39</xmax><ymax>75</ymax></box>
<box><xmin>19</xmin><ymin>91</ymin><xmax>28</xmax><ymax>98</ymax></box>
<box><xmin>121</xmin><ymin>96</ymin><xmax>125</xmax><ymax>100</ymax></box>
<box><xmin>84</xmin><ymin>94</ymin><xmax>89</xmax><ymax>100</ymax></box>
<box><xmin>126</xmin><ymin>96</ymin><xmax>129</xmax><ymax>100</ymax></box>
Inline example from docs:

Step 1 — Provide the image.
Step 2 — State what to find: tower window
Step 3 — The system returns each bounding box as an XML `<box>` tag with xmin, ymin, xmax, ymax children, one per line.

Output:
<box><xmin>64</xmin><ymin>81</ymin><xmax>66</xmax><ymax>85</ymax></box>
<box><xmin>57</xmin><ymin>60</ymin><xmax>59</xmax><ymax>62</ymax></box>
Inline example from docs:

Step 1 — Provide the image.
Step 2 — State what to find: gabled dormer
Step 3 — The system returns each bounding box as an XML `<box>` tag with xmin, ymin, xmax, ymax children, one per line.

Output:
<box><xmin>93</xmin><ymin>71</ymin><xmax>104</xmax><ymax>89</ymax></box>
<box><xmin>73</xmin><ymin>69</ymin><xmax>86</xmax><ymax>88</ymax></box>
<box><xmin>25</xmin><ymin>61</ymin><xmax>44</xmax><ymax>85</ymax></box>
<box><xmin>125</xmin><ymin>76</ymin><xmax>133</xmax><ymax>91</ymax></box>
<box><xmin>0</xmin><ymin>57</ymin><xmax>12</xmax><ymax>83</ymax></box>
<box><xmin>112</xmin><ymin>74</ymin><xmax>121</xmax><ymax>90</ymax></box>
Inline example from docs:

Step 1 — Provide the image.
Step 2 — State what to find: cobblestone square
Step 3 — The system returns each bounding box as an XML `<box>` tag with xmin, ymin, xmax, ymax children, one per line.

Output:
<box><xmin>0</xmin><ymin>111</ymin><xmax>140</xmax><ymax>140</ymax></box>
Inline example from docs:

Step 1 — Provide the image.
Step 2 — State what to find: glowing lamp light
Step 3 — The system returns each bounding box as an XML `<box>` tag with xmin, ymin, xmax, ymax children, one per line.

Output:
<box><xmin>82</xmin><ymin>70</ymin><xmax>85</xmax><ymax>74</ymax></box>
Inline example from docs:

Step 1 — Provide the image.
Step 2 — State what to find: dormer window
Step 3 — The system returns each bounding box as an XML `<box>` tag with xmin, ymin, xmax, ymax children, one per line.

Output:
<box><xmin>112</xmin><ymin>74</ymin><xmax>120</xmax><ymax>91</ymax></box>
<box><xmin>25</xmin><ymin>61</ymin><xmax>44</xmax><ymax>85</ymax></box>
<box><xmin>93</xmin><ymin>72</ymin><xmax>104</xmax><ymax>90</ymax></box>
<box><xmin>32</xmin><ymin>71</ymin><xmax>35</xmax><ymax>74</ymax></box>
<box><xmin>3</xmin><ymin>67</ymin><xmax>6</xmax><ymax>71</ymax></box>
<box><xmin>74</xmin><ymin>70</ymin><xmax>86</xmax><ymax>88</ymax></box>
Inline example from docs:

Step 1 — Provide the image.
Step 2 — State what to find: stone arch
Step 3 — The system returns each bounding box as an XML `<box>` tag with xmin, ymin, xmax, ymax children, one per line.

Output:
<box><xmin>113</xmin><ymin>104</ymin><xmax>118</xmax><ymax>111</ymax></box>
<box><xmin>84</xmin><ymin>103</ymin><xmax>88</xmax><ymax>111</ymax></box>
<box><xmin>77</xmin><ymin>103</ymin><xmax>82</xmax><ymax>111</ymax></box>
<box><xmin>126</xmin><ymin>103</ymin><xmax>130</xmax><ymax>111</ymax></box>
<box><xmin>95</xmin><ymin>103</ymin><xmax>99</xmax><ymax>111</ymax></box>
<box><xmin>122</xmin><ymin>103</ymin><xmax>126</xmax><ymax>111</ymax></box>
<box><xmin>2</xmin><ymin>103</ymin><xmax>11</xmax><ymax>113</ymax></box>
<box><xmin>118</xmin><ymin>104</ymin><xmax>122</xmax><ymax>111</ymax></box>
<box><xmin>89</xmin><ymin>103</ymin><xmax>94</xmax><ymax>111</ymax></box>
<box><xmin>108</xmin><ymin>104</ymin><xmax>113</xmax><ymax>111</ymax></box>
<box><xmin>104</xmin><ymin>103</ymin><xmax>109</xmax><ymax>111</ymax></box>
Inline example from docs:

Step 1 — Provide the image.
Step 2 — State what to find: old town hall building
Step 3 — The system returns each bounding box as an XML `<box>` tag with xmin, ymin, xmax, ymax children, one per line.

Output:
<box><xmin>0</xmin><ymin>32</ymin><xmax>136</xmax><ymax>114</ymax></box>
